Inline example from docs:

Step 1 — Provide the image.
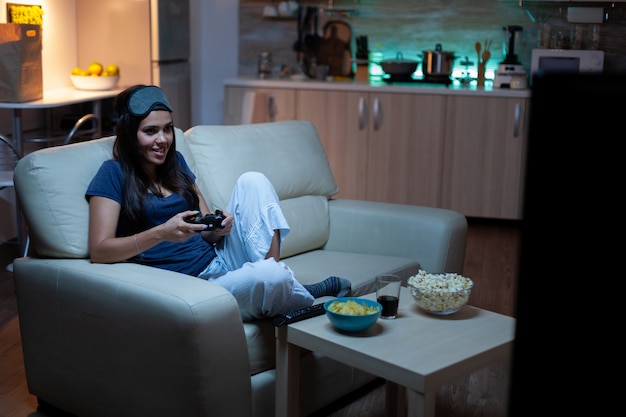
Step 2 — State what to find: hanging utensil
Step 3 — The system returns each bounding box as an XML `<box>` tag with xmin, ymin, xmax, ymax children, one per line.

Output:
<box><xmin>475</xmin><ymin>41</ymin><xmax>481</xmax><ymax>62</ymax></box>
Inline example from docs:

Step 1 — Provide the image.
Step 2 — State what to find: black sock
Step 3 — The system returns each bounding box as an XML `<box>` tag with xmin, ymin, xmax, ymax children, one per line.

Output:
<box><xmin>304</xmin><ymin>276</ymin><xmax>351</xmax><ymax>298</ymax></box>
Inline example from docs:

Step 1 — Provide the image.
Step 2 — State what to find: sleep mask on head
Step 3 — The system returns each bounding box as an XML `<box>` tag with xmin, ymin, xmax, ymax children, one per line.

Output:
<box><xmin>127</xmin><ymin>85</ymin><xmax>173</xmax><ymax>116</ymax></box>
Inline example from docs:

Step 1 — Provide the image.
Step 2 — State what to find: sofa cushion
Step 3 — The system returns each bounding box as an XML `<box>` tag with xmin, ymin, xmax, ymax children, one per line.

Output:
<box><xmin>15</xmin><ymin>137</ymin><xmax>115</xmax><ymax>258</ymax></box>
<box><xmin>278</xmin><ymin>196</ymin><xmax>329</xmax><ymax>258</ymax></box>
<box><xmin>182</xmin><ymin>121</ymin><xmax>339</xmax><ymax>209</ymax></box>
<box><xmin>181</xmin><ymin>121</ymin><xmax>339</xmax><ymax>257</ymax></box>
<box><xmin>243</xmin><ymin>249</ymin><xmax>420</xmax><ymax>376</ymax></box>
<box><xmin>15</xmin><ymin>129</ymin><xmax>185</xmax><ymax>258</ymax></box>
<box><xmin>284</xmin><ymin>250</ymin><xmax>421</xmax><ymax>295</ymax></box>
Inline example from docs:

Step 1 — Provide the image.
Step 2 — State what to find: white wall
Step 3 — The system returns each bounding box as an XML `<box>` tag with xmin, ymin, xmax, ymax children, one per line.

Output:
<box><xmin>75</xmin><ymin>0</ymin><xmax>152</xmax><ymax>88</ymax></box>
<box><xmin>0</xmin><ymin>0</ymin><xmax>78</xmax><ymax>91</ymax></box>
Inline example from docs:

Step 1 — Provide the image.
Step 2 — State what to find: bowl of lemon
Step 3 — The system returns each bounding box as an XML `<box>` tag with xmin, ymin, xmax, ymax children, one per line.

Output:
<box><xmin>70</xmin><ymin>62</ymin><xmax>120</xmax><ymax>91</ymax></box>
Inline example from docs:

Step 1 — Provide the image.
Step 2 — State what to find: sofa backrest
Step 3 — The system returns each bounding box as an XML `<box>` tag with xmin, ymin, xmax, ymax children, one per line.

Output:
<box><xmin>180</xmin><ymin>120</ymin><xmax>338</xmax><ymax>258</ymax></box>
<box><xmin>14</xmin><ymin>121</ymin><xmax>338</xmax><ymax>260</ymax></box>
<box><xmin>15</xmin><ymin>136</ymin><xmax>115</xmax><ymax>258</ymax></box>
<box><xmin>14</xmin><ymin>128</ymin><xmax>181</xmax><ymax>258</ymax></box>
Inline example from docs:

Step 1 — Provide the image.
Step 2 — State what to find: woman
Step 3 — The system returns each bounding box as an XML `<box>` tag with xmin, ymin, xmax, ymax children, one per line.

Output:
<box><xmin>85</xmin><ymin>85</ymin><xmax>350</xmax><ymax>320</ymax></box>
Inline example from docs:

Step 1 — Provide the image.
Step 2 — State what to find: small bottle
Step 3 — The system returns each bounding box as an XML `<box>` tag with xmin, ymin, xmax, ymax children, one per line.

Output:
<box><xmin>258</xmin><ymin>50</ymin><xmax>273</xmax><ymax>79</ymax></box>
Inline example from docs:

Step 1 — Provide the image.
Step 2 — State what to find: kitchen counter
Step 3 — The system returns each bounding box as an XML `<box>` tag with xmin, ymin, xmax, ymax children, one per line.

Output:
<box><xmin>223</xmin><ymin>76</ymin><xmax>531</xmax><ymax>98</ymax></box>
<box><xmin>0</xmin><ymin>87</ymin><xmax>124</xmax><ymax>109</ymax></box>
<box><xmin>0</xmin><ymin>86</ymin><xmax>124</xmax><ymax>155</ymax></box>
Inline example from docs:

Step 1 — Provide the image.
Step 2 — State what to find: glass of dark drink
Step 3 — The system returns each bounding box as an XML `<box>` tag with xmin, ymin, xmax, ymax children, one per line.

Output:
<box><xmin>375</xmin><ymin>274</ymin><xmax>402</xmax><ymax>319</ymax></box>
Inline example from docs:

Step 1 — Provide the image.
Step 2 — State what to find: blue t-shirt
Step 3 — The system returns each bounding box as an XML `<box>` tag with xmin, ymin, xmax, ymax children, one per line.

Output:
<box><xmin>85</xmin><ymin>152</ymin><xmax>216</xmax><ymax>276</ymax></box>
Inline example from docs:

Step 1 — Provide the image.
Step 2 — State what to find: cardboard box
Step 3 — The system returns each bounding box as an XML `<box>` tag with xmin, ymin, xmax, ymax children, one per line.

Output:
<box><xmin>0</xmin><ymin>23</ymin><xmax>43</xmax><ymax>102</ymax></box>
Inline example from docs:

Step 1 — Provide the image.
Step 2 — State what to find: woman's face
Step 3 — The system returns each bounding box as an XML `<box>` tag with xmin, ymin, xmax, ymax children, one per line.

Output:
<box><xmin>136</xmin><ymin>110</ymin><xmax>174</xmax><ymax>167</ymax></box>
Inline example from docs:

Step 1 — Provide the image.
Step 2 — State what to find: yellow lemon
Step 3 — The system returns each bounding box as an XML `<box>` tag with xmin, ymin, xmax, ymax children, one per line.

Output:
<box><xmin>71</xmin><ymin>67</ymin><xmax>87</xmax><ymax>76</ymax></box>
<box><xmin>105</xmin><ymin>64</ymin><xmax>120</xmax><ymax>76</ymax></box>
<box><xmin>87</xmin><ymin>62</ymin><xmax>104</xmax><ymax>76</ymax></box>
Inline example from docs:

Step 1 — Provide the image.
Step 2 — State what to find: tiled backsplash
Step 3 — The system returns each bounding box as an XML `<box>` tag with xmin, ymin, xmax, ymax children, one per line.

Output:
<box><xmin>240</xmin><ymin>0</ymin><xmax>626</xmax><ymax>80</ymax></box>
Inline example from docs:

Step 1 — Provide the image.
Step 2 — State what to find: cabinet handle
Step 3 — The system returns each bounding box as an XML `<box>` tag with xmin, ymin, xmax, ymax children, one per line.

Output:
<box><xmin>358</xmin><ymin>96</ymin><xmax>368</xmax><ymax>130</ymax></box>
<box><xmin>513</xmin><ymin>102</ymin><xmax>520</xmax><ymax>138</ymax></box>
<box><xmin>268</xmin><ymin>93</ymin><xmax>276</xmax><ymax>122</ymax></box>
<box><xmin>372</xmin><ymin>96</ymin><xmax>382</xmax><ymax>131</ymax></box>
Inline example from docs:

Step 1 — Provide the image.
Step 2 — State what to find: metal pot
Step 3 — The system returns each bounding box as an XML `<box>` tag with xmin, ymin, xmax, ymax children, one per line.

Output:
<box><xmin>380</xmin><ymin>52</ymin><xmax>419</xmax><ymax>76</ymax></box>
<box><xmin>420</xmin><ymin>44</ymin><xmax>456</xmax><ymax>77</ymax></box>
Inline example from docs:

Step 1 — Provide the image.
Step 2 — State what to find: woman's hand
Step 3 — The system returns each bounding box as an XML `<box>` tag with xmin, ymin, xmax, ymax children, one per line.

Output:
<box><xmin>162</xmin><ymin>210</ymin><xmax>208</xmax><ymax>241</ymax></box>
<box><xmin>201</xmin><ymin>209</ymin><xmax>233</xmax><ymax>244</ymax></box>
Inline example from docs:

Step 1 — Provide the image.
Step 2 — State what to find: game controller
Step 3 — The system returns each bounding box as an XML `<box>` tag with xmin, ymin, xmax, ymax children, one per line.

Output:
<box><xmin>184</xmin><ymin>210</ymin><xmax>226</xmax><ymax>231</ymax></box>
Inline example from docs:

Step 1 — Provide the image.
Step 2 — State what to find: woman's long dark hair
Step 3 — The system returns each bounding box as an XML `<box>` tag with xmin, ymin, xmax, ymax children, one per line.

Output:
<box><xmin>113</xmin><ymin>85</ymin><xmax>199</xmax><ymax>235</ymax></box>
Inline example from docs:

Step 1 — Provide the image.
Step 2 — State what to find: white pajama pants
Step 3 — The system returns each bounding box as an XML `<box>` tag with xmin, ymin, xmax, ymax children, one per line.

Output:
<box><xmin>198</xmin><ymin>171</ymin><xmax>314</xmax><ymax>320</ymax></box>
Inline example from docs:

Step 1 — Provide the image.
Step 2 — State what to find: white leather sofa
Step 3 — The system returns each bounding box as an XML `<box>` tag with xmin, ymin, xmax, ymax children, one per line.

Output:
<box><xmin>13</xmin><ymin>120</ymin><xmax>467</xmax><ymax>417</ymax></box>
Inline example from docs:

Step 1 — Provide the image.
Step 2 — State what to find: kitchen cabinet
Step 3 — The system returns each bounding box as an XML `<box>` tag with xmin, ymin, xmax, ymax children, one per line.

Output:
<box><xmin>295</xmin><ymin>90</ymin><xmax>446</xmax><ymax>206</ymax></box>
<box><xmin>442</xmin><ymin>96</ymin><xmax>528</xmax><ymax>220</ymax></box>
<box><xmin>223</xmin><ymin>86</ymin><xmax>296</xmax><ymax>124</ymax></box>
<box><xmin>223</xmin><ymin>78</ymin><xmax>530</xmax><ymax>220</ymax></box>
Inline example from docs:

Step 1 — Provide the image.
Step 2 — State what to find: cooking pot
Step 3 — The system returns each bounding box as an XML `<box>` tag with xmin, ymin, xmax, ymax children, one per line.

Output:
<box><xmin>420</xmin><ymin>44</ymin><xmax>456</xmax><ymax>77</ymax></box>
<box><xmin>380</xmin><ymin>52</ymin><xmax>419</xmax><ymax>76</ymax></box>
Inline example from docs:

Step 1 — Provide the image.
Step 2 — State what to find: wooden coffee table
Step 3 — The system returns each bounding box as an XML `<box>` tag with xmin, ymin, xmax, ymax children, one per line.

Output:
<box><xmin>275</xmin><ymin>287</ymin><xmax>515</xmax><ymax>417</ymax></box>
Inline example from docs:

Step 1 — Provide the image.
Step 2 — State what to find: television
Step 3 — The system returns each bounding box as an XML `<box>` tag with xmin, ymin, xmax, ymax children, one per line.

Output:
<box><xmin>509</xmin><ymin>72</ymin><xmax>625</xmax><ymax>416</ymax></box>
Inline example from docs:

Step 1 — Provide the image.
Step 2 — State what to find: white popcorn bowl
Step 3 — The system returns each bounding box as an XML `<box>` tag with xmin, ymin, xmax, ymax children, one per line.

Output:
<box><xmin>408</xmin><ymin>271</ymin><xmax>473</xmax><ymax>315</ymax></box>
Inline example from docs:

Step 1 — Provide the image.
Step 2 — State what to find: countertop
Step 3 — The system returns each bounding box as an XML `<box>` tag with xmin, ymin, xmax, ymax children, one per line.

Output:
<box><xmin>224</xmin><ymin>77</ymin><xmax>531</xmax><ymax>99</ymax></box>
<box><xmin>0</xmin><ymin>87</ymin><xmax>124</xmax><ymax>109</ymax></box>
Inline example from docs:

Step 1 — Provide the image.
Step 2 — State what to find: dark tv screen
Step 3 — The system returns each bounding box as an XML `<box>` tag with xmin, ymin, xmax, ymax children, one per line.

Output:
<box><xmin>509</xmin><ymin>72</ymin><xmax>624</xmax><ymax>416</ymax></box>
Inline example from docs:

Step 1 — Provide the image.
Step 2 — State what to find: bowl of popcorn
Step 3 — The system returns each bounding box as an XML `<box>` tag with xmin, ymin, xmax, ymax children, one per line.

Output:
<box><xmin>408</xmin><ymin>270</ymin><xmax>473</xmax><ymax>315</ymax></box>
<box><xmin>324</xmin><ymin>297</ymin><xmax>382</xmax><ymax>332</ymax></box>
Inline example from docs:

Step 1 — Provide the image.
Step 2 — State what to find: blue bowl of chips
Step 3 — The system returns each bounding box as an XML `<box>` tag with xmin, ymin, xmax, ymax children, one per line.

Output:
<box><xmin>324</xmin><ymin>297</ymin><xmax>382</xmax><ymax>332</ymax></box>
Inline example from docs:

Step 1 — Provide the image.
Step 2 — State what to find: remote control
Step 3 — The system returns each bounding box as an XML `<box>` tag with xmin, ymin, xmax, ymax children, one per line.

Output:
<box><xmin>273</xmin><ymin>303</ymin><xmax>325</xmax><ymax>327</ymax></box>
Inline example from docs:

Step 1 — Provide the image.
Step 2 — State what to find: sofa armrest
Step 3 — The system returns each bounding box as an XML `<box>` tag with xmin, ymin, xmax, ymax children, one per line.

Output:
<box><xmin>13</xmin><ymin>258</ymin><xmax>252</xmax><ymax>417</ymax></box>
<box><xmin>325</xmin><ymin>199</ymin><xmax>467</xmax><ymax>273</ymax></box>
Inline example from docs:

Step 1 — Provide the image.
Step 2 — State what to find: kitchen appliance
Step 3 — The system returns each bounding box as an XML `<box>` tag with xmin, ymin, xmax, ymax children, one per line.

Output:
<box><xmin>150</xmin><ymin>0</ymin><xmax>191</xmax><ymax>129</ymax></box>
<box><xmin>530</xmin><ymin>48</ymin><xmax>604</xmax><ymax>84</ymax></box>
<box><xmin>380</xmin><ymin>52</ymin><xmax>419</xmax><ymax>77</ymax></box>
<box><xmin>494</xmin><ymin>25</ymin><xmax>527</xmax><ymax>89</ymax></box>
<box><xmin>420</xmin><ymin>44</ymin><xmax>456</xmax><ymax>78</ymax></box>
